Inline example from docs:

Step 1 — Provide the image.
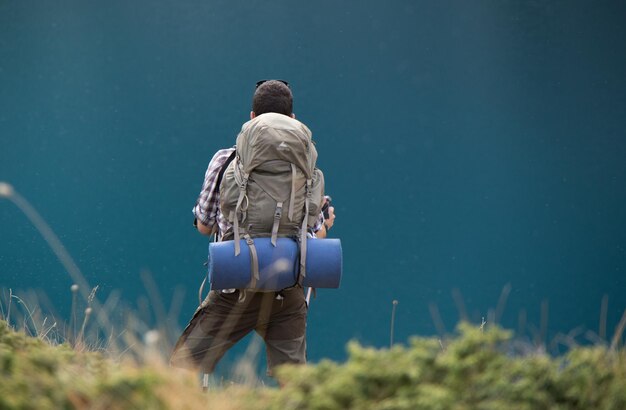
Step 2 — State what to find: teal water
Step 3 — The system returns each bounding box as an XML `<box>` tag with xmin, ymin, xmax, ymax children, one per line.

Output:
<box><xmin>1</xmin><ymin>1</ymin><xmax>626</xmax><ymax>366</ymax></box>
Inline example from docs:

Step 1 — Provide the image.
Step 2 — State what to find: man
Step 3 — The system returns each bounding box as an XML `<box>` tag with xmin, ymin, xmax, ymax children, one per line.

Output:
<box><xmin>170</xmin><ymin>80</ymin><xmax>335</xmax><ymax>377</ymax></box>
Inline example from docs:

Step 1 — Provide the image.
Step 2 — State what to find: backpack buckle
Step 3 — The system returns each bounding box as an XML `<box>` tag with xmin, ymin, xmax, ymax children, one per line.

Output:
<box><xmin>274</xmin><ymin>204</ymin><xmax>283</xmax><ymax>220</ymax></box>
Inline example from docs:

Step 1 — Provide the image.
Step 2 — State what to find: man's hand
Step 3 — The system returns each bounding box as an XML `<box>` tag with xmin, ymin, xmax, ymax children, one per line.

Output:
<box><xmin>316</xmin><ymin>202</ymin><xmax>335</xmax><ymax>239</ymax></box>
<box><xmin>195</xmin><ymin>219</ymin><xmax>216</xmax><ymax>236</ymax></box>
<box><xmin>324</xmin><ymin>205</ymin><xmax>336</xmax><ymax>231</ymax></box>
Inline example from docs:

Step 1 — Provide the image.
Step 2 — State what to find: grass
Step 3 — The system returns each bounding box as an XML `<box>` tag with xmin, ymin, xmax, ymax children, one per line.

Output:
<box><xmin>2</xmin><ymin>313</ymin><xmax>626</xmax><ymax>410</ymax></box>
<box><xmin>0</xmin><ymin>317</ymin><xmax>248</xmax><ymax>410</ymax></box>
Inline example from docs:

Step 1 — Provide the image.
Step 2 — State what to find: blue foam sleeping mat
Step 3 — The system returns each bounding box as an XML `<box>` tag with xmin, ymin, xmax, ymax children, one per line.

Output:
<box><xmin>208</xmin><ymin>237</ymin><xmax>342</xmax><ymax>291</ymax></box>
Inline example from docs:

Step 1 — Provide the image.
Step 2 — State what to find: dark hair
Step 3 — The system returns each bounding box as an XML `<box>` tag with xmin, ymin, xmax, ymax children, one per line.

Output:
<box><xmin>252</xmin><ymin>80</ymin><xmax>293</xmax><ymax>116</ymax></box>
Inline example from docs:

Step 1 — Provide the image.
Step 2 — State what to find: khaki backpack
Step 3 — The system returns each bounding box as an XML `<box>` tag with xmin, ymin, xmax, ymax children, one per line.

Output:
<box><xmin>219</xmin><ymin>112</ymin><xmax>324</xmax><ymax>287</ymax></box>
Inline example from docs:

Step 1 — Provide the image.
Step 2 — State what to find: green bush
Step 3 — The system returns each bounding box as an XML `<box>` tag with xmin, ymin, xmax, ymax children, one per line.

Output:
<box><xmin>0</xmin><ymin>320</ymin><xmax>167</xmax><ymax>410</ymax></box>
<box><xmin>270</xmin><ymin>323</ymin><xmax>626</xmax><ymax>410</ymax></box>
<box><xmin>2</xmin><ymin>319</ymin><xmax>625</xmax><ymax>410</ymax></box>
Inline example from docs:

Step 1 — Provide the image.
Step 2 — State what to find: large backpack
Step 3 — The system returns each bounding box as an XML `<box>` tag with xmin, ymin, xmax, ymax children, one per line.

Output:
<box><xmin>219</xmin><ymin>112</ymin><xmax>324</xmax><ymax>287</ymax></box>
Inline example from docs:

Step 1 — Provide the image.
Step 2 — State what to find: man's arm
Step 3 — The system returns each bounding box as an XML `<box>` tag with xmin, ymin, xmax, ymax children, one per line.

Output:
<box><xmin>192</xmin><ymin>148</ymin><xmax>235</xmax><ymax>236</ymax></box>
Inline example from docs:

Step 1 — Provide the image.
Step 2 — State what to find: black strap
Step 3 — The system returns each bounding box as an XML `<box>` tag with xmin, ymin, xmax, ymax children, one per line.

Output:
<box><xmin>216</xmin><ymin>149</ymin><xmax>237</xmax><ymax>190</ymax></box>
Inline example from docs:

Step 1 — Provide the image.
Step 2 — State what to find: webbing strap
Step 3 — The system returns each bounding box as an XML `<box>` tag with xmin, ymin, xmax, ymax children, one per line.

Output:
<box><xmin>233</xmin><ymin>173</ymin><xmax>249</xmax><ymax>256</ymax></box>
<box><xmin>288</xmin><ymin>163</ymin><xmax>297</xmax><ymax>221</ymax></box>
<box><xmin>297</xmin><ymin>179</ymin><xmax>312</xmax><ymax>286</ymax></box>
<box><xmin>244</xmin><ymin>234</ymin><xmax>259</xmax><ymax>288</ymax></box>
<box><xmin>198</xmin><ymin>276</ymin><xmax>206</xmax><ymax>306</ymax></box>
<box><xmin>271</xmin><ymin>202</ymin><xmax>283</xmax><ymax>246</ymax></box>
<box><xmin>231</xmin><ymin>210</ymin><xmax>240</xmax><ymax>255</ymax></box>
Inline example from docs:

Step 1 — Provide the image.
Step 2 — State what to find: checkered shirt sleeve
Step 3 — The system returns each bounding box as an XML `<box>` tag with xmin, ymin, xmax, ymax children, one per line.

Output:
<box><xmin>192</xmin><ymin>148</ymin><xmax>236</xmax><ymax>230</ymax></box>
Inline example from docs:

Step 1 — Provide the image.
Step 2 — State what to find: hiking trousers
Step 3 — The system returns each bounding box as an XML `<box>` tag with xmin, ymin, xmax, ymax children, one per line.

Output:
<box><xmin>170</xmin><ymin>287</ymin><xmax>307</xmax><ymax>375</ymax></box>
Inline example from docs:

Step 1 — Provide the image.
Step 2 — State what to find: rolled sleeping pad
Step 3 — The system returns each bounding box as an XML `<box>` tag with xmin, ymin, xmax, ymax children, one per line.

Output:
<box><xmin>208</xmin><ymin>237</ymin><xmax>342</xmax><ymax>291</ymax></box>
<box><xmin>303</xmin><ymin>238</ymin><xmax>343</xmax><ymax>288</ymax></box>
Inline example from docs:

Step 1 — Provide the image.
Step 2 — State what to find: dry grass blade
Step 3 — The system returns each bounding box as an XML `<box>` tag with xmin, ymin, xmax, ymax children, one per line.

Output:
<box><xmin>610</xmin><ymin>308</ymin><xmax>626</xmax><ymax>351</ymax></box>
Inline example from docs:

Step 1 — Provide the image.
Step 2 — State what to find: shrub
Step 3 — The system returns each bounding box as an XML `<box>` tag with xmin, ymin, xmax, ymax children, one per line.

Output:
<box><xmin>270</xmin><ymin>323</ymin><xmax>626</xmax><ymax>410</ymax></box>
<box><xmin>2</xmin><ymin>320</ymin><xmax>626</xmax><ymax>410</ymax></box>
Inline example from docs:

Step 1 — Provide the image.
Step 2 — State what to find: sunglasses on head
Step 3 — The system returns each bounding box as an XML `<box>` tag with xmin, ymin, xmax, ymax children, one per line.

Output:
<box><xmin>255</xmin><ymin>79</ymin><xmax>290</xmax><ymax>89</ymax></box>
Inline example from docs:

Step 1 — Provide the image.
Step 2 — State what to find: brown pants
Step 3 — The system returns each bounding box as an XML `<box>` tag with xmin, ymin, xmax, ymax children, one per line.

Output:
<box><xmin>170</xmin><ymin>287</ymin><xmax>307</xmax><ymax>375</ymax></box>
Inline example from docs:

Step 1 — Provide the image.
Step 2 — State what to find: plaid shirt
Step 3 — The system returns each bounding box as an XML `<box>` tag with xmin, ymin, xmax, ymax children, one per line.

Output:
<box><xmin>192</xmin><ymin>148</ymin><xmax>236</xmax><ymax>239</ymax></box>
<box><xmin>192</xmin><ymin>147</ymin><xmax>324</xmax><ymax>239</ymax></box>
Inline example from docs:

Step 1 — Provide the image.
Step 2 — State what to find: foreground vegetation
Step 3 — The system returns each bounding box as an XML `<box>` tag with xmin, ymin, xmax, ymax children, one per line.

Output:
<box><xmin>0</xmin><ymin>319</ymin><xmax>236</xmax><ymax>409</ymax></box>
<box><xmin>272</xmin><ymin>323</ymin><xmax>626</xmax><ymax>410</ymax></box>
<box><xmin>1</xmin><ymin>320</ymin><xmax>625</xmax><ymax>410</ymax></box>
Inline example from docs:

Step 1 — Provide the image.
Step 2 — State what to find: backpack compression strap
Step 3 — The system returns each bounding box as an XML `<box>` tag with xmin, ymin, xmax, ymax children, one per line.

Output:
<box><xmin>271</xmin><ymin>201</ymin><xmax>283</xmax><ymax>246</ymax></box>
<box><xmin>297</xmin><ymin>178</ymin><xmax>312</xmax><ymax>286</ymax></box>
<box><xmin>288</xmin><ymin>163</ymin><xmax>297</xmax><ymax>221</ymax></box>
<box><xmin>270</xmin><ymin>163</ymin><xmax>298</xmax><ymax>246</ymax></box>
<box><xmin>244</xmin><ymin>234</ymin><xmax>260</xmax><ymax>288</ymax></box>
<box><xmin>233</xmin><ymin>170</ymin><xmax>249</xmax><ymax>256</ymax></box>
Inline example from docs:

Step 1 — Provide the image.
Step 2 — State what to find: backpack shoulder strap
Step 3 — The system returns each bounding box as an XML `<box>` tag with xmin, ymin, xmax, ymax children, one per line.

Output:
<box><xmin>216</xmin><ymin>149</ymin><xmax>236</xmax><ymax>190</ymax></box>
